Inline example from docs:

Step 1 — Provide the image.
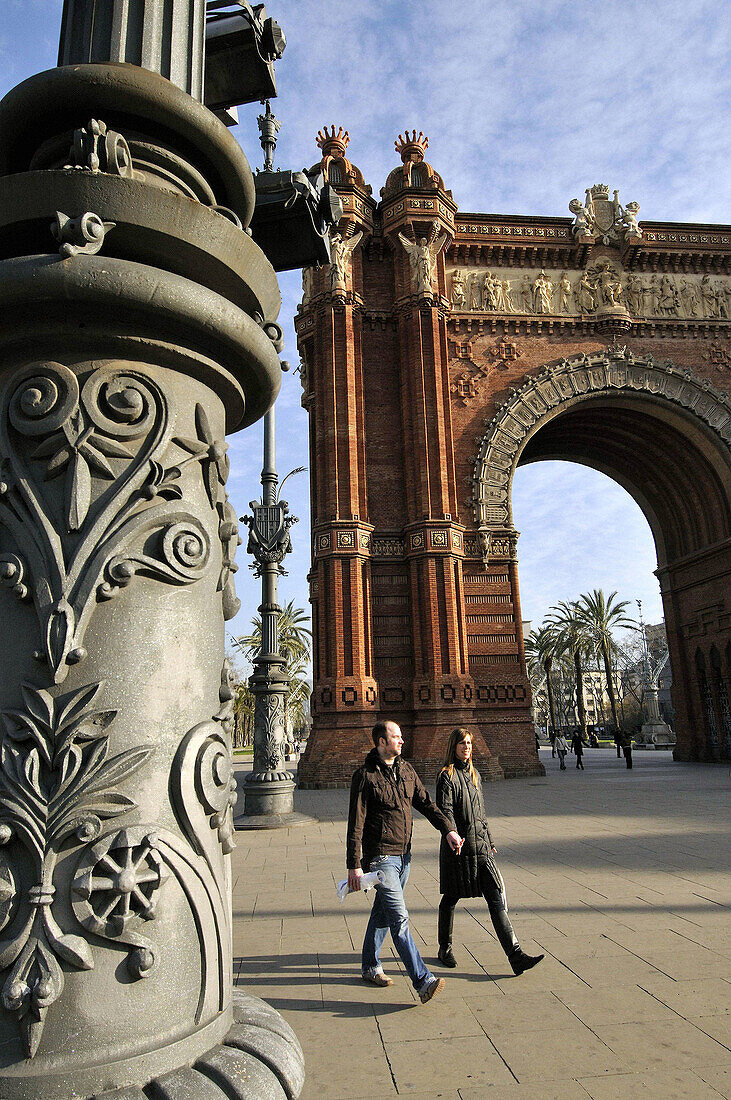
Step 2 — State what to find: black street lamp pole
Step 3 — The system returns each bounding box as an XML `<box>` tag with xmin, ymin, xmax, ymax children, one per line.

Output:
<box><xmin>238</xmin><ymin>108</ymin><xmax>314</xmax><ymax>828</ymax></box>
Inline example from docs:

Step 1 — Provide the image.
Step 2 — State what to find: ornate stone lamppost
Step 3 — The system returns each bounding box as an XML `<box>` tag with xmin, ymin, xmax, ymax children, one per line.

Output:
<box><xmin>239</xmin><ymin>403</ymin><xmax>312</xmax><ymax>826</ymax></box>
<box><xmin>238</xmin><ymin>106</ymin><xmax>317</xmax><ymax>828</ymax></box>
<box><xmin>0</xmin><ymin>0</ymin><xmax>311</xmax><ymax>1096</ymax></box>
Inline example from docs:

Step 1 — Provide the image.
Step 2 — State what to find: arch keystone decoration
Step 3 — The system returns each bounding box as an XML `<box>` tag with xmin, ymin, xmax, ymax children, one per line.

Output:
<box><xmin>472</xmin><ymin>350</ymin><xmax>731</xmax><ymax>537</ymax></box>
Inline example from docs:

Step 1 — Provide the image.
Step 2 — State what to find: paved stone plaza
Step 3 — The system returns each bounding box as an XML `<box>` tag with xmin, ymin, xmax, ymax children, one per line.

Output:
<box><xmin>232</xmin><ymin>749</ymin><xmax>730</xmax><ymax>1098</ymax></box>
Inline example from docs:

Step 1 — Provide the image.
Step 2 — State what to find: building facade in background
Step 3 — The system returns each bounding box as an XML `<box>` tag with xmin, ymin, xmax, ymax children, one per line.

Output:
<box><xmin>296</xmin><ymin>128</ymin><xmax>731</xmax><ymax>786</ymax></box>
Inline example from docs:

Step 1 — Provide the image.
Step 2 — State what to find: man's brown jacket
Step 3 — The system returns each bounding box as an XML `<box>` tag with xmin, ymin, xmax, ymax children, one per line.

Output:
<box><xmin>346</xmin><ymin>748</ymin><xmax>453</xmax><ymax>870</ymax></box>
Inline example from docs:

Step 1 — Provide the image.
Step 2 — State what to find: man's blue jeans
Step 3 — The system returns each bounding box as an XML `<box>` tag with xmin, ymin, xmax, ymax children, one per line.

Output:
<box><xmin>362</xmin><ymin>854</ymin><xmax>434</xmax><ymax>993</ymax></box>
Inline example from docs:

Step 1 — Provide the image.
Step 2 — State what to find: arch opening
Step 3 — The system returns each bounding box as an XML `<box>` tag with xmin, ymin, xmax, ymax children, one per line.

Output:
<box><xmin>473</xmin><ymin>352</ymin><xmax>731</xmax><ymax>762</ymax></box>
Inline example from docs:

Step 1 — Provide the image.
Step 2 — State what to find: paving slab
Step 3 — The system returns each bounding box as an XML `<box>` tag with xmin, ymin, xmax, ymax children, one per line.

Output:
<box><xmin>232</xmin><ymin>749</ymin><xmax>730</xmax><ymax>1097</ymax></box>
<box><xmin>577</xmin><ymin>1067</ymin><xmax>725</xmax><ymax>1099</ymax></box>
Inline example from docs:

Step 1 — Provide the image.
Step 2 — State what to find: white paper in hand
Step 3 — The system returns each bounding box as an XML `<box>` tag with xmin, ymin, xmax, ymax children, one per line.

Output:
<box><xmin>336</xmin><ymin>870</ymin><xmax>386</xmax><ymax>902</ymax></box>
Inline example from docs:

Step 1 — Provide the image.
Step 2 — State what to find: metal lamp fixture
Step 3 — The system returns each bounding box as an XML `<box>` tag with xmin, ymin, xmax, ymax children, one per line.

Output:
<box><xmin>204</xmin><ymin>1</ymin><xmax>286</xmax><ymax>111</ymax></box>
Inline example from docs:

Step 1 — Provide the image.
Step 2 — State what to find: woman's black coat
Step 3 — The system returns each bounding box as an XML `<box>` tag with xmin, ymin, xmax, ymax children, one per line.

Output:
<box><xmin>436</xmin><ymin>764</ymin><xmax>500</xmax><ymax>898</ymax></box>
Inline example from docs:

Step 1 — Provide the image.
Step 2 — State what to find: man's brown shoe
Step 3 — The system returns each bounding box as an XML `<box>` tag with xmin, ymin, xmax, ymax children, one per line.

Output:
<box><xmin>362</xmin><ymin>971</ymin><xmax>393</xmax><ymax>987</ymax></box>
<box><xmin>419</xmin><ymin>977</ymin><xmax>445</xmax><ymax>1004</ymax></box>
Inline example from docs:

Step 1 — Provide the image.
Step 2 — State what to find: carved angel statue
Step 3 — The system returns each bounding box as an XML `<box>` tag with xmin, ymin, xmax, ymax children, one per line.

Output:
<box><xmin>569</xmin><ymin>196</ymin><xmax>592</xmax><ymax>238</ymax></box>
<box><xmin>329</xmin><ymin>227</ymin><xmax>363</xmax><ymax>294</ymax></box>
<box><xmin>398</xmin><ymin>221</ymin><xmax>448</xmax><ymax>295</ymax></box>
<box><xmin>622</xmin><ymin>200</ymin><xmax>641</xmax><ymax>239</ymax></box>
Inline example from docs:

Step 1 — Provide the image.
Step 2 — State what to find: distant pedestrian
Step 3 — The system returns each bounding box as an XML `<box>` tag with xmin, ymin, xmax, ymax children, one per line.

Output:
<box><xmin>622</xmin><ymin>735</ymin><xmax>633</xmax><ymax>770</ymax></box>
<box><xmin>614</xmin><ymin>730</ymin><xmax>622</xmax><ymax>758</ymax></box>
<box><xmin>571</xmin><ymin>732</ymin><xmax>585</xmax><ymax>770</ymax></box>
<box><xmin>549</xmin><ymin>731</ymin><xmax>556</xmax><ymax>758</ymax></box>
<box><xmin>555</xmin><ymin>733</ymin><xmax>568</xmax><ymax>770</ymax></box>
<box><xmin>436</xmin><ymin>729</ymin><xmax>544</xmax><ymax>976</ymax></box>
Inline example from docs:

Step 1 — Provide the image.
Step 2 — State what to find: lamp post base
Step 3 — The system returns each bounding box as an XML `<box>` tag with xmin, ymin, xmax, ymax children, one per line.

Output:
<box><xmin>236</xmin><ymin>773</ymin><xmax>318</xmax><ymax>830</ymax></box>
<box><xmin>92</xmin><ymin>991</ymin><xmax>305</xmax><ymax>1099</ymax></box>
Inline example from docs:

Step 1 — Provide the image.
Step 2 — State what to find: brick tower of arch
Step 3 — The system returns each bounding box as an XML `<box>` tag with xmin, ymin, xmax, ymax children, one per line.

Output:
<box><xmin>296</xmin><ymin>130</ymin><xmax>731</xmax><ymax>787</ymax></box>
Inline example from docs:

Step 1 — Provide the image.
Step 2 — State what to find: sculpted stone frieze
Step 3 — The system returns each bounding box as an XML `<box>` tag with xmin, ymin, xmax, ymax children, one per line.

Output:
<box><xmin>448</xmin><ymin>263</ymin><xmax>730</xmax><ymax>322</ymax></box>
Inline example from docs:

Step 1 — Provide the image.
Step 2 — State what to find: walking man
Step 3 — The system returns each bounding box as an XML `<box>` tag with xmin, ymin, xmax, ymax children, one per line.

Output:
<box><xmin>347</xmin><ymin>720</ymin><xmax>463</xmax><ymax>1003</ymax></box>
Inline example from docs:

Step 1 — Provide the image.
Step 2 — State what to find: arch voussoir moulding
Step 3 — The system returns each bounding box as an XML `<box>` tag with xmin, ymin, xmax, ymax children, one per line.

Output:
<box><xmin>472</xmin><ymin>349</ymin><xmax>731</xmax><ymax>541</ymax></box>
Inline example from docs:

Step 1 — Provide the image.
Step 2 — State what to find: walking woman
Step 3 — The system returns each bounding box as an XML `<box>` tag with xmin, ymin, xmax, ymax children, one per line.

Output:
<box><xmin>436</xmin><ymin>729</ymin><xmax>544</xmax><ymax>976</ymax></box>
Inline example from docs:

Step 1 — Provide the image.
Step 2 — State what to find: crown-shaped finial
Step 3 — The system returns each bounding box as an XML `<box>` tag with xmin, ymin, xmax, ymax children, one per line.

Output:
<box><xmin>395</xmin><ymin>130</ymin><xmax>429</xmax><ymax>163</ymax></box>
<box><xmin>589</xmin><ymin>183</ymin><xmax>610</xmax><ymax>200</ymax></box>
<box><xmin>316</xmin><ymin>125</ymin><xmax>350</xmax><ymax>159</ymax></box>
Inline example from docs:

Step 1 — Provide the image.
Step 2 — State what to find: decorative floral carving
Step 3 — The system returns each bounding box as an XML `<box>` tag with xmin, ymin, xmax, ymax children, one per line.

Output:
<box><xmin>0</xmin><ymin>681</ymin><xmax>150</xmax><ymax>1056</ymax></box>
<box><xmin>217</xmin><ymin>499</ymin><xmax>242</xmax><ymax>621</ymax></box>
<box><xmin>72</xmin><ymin>826</ymin><xmax>167</xmax><ymax>979</ymax></box>
<box><xmin>0</xmin><ymin>362</ymin><xmax>219</xmax><ymax>683</ymax></box>
<box><xmin>255</xmin><ymin>694</ymin><xmax>286</xmax><ymax>774</ymax></box>
<box><xmin>173</xmin><ymin>403</ymin><xmax>230</xmax><ymax>510</ymax></box>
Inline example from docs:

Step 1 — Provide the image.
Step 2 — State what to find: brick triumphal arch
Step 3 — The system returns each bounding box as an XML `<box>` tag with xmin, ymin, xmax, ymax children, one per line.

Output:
<box><xmin>296</xmin><ymin>128</ymin><xmax>731</xmax><ymax>786</ymax></box>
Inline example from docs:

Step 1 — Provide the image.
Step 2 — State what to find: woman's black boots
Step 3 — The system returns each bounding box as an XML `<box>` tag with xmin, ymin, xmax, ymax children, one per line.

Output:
<box><xmin>437</xmin><ymin>902</ymin><xmax>457</xmax><ymax>967</ymax></box>
<box><xmin>509</xmin><ymin>948</ymin><xmax>545</xmax><ymax>975</ymax></box>
<box><xmin>491</xmin><ymin>905</ymin><xmax>545</xmax><ymax>974</ymax></box>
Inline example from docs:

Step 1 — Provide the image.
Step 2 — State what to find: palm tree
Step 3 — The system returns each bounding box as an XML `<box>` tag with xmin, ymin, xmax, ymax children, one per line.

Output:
<box><xmin>525</xmin><ymin>624</ymin><xmax>560</xmax><ymax>736</ymax></box>
<box><xmin>576</xmin><ymin>589</ymin><xmax>636</xmax><ymax>735</ymax></box>
<box><xmin>546</xmin><ymin>601</ymin><xmax>593</xmax><ymax>739</ymax></box>
<box><xmin>232</xmin><ymin>600</ymin><xmax>312</xmax><ymax>738</ymax></box>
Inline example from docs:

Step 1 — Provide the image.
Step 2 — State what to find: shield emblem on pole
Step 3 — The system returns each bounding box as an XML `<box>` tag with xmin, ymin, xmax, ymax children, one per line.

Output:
<box><xmin>254</xmin><ymin>504</ymin><xmax>285</xmax><ymax>549</ymax></box>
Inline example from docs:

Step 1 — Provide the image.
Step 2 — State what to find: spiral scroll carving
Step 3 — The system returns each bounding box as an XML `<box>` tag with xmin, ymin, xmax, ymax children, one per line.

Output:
<box><xmin>0</xmin><ymin>360</ymin><xmax>223</xmax><ymax>682</ymax></box>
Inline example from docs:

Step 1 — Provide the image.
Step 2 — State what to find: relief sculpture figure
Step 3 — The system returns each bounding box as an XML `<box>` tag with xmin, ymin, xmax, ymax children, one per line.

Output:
<box><xmin>701</xmin><ymin>274</ymin><xmax>717</xmax><ymax>319</ymax></box>
<box><xmin>625</xmin><ymin>273</ymin><xmax>644</xmax><ymax>315</ymax></box>
<box><xmin>519</xmin><ymin>275</ymin><xmax>533</xmax><ymax>313</ymax></box>
<box><xmin>657</xmin><ymin>273</ymin><xmax>679</xmax><ymax>316</ymax></box>
<box><xmin>533</xmin><ymin>270</ymin><xmax>553</xmax><ymax>314</ymax></box>
<box><xmin>558</xmin><ymin>272</ymin><xmax>572</xmax><ymax>313</ymax></box>
<box><xmin>502</xmin><ymin>279</ymin><xmax>517</xmax><ymax>313</ymax></box>
<box><xmin>597</xmin><ymin>262</ymin><xmax>623</xmax><ymax>307</ymax></box>
<box><xmin>577</xmin><ymin>271</ymin><xmax>595</xmax><ymax>314</ymax></box>
<box><xmin>493</xmin><ymin>277</ymin><xmax>506</xmax><ymax>312</ymax></box>
<box><xmin>451</xmin><ymin>268</ymin><xmax>466</xmax><ymax>309</ymax></box>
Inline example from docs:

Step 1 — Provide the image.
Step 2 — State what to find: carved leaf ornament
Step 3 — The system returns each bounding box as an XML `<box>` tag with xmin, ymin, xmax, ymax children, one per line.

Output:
<box><xmin>0</xmin><ymin>364</ymin><xmax>241</xmax><ymax>1056</ymax></box>
<box><xmin>0</xmin><ymin>681</ymin><xmax>151</xmax><ymax>1056</ymax></box>
<box><xmin>0</xmin><ymin>364</ymin><xmax>231</xmax><ymax>683</ymax></box>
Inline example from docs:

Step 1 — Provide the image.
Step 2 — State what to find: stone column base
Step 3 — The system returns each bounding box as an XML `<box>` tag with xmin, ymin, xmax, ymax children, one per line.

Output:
<box><xmin>93</xmin><ymin>991</ymin><xmax>305</xmax><ymax>1099</ymax></box>
<box><xmin>236</xmin><ymin>774</ymin><xmax>317</xmax><ymax>830</ymax></box>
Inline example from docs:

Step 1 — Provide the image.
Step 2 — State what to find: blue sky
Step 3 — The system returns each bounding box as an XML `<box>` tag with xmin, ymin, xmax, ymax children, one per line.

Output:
<box><xmin>2</xmin><ymin>0</ymin><xmax>729</xmax><ymax>638</ymax></box>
